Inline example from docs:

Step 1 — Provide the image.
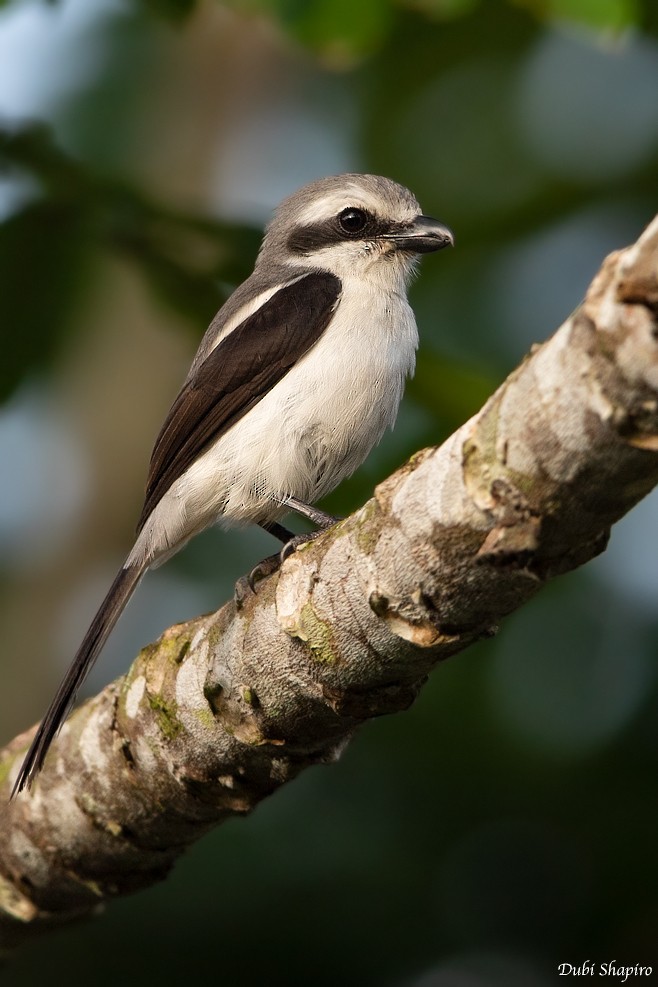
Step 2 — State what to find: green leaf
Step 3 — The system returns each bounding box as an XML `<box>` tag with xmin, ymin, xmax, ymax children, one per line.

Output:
<box><xmin>246</xmin><ymin>0</ymin><xmax>395</xmax><ymax>59</ymax></box>
<box><xmin>514</xmin><ymin>0</ymin><xmax>640</xmax><ymax>32</ymax></box>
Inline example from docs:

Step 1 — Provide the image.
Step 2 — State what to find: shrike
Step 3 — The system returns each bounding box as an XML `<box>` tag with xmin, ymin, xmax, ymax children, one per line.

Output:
<box><xmin>13</xmin><ymin>173</ymin><xmax>453</xmax><ymax>795</ymax></box>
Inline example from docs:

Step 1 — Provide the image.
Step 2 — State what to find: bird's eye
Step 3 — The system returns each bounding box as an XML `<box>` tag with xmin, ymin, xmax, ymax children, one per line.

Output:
<box><xmin>338</xmin><ymin>207</ymin><xmax>368</xmax><ymax>235</ymax></box>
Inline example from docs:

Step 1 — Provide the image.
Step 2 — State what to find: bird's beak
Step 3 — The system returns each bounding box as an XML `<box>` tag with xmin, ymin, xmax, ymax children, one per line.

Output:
<box><xmin>386</xmin><ymin>216</ymin><xmax>454</xmax><ymax>254</ymax></box>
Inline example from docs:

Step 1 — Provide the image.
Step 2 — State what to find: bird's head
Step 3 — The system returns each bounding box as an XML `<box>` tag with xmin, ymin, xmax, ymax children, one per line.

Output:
<box><xmin>257</xmin><ymin>174</ymin><xmax>453</xmax><ymax>285</ymax></box>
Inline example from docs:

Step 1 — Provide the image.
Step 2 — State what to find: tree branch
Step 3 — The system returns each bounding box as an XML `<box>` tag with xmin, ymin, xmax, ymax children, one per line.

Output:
<box><xmin>2</xmin><ymin>215</ymin><xmax>658</xmax><ymax>948</ymax></box>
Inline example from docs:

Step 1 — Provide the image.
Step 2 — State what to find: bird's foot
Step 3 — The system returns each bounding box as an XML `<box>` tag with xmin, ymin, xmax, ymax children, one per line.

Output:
<box><xmin>234</xmin><ymin>527</ymin><xmax>335</xmax><ymax>606</ymax></box>
<box><xmin>279</xmin><ymin>527</ymin><xmax>327</xmax><ymax>562</ymax></box>
<box><xmin>234</xmin><ymin>552</ymin><xmax>282</xmax><ymax>606</ymax></box>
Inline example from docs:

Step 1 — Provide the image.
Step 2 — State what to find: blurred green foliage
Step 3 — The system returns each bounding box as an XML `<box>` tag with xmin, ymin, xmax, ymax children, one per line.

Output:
<box><xmin>141</xmin><ymin>0</ymin><xmax>651</xmax><ymax>39</ymax></box>
<box><xmin>518</xmin><ymin>0</ymin><xmax>640</xmax><ymax>31</ymax></box>
<box><xmin>0</xmin><ymin>124</ymin><xmax>260</xmax><ymax>399</ymax></box>
<box><xmin>1</xmin><ymin>0</ymin><xmax>658</xmax><ymax>984</ymax></box>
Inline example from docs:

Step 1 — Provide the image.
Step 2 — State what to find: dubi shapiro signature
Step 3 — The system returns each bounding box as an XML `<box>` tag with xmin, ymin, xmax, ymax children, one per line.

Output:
<box><xmin>559</xmin><ymin>962</ymin><xmax>653</xmax><ymax>982</ymax></box>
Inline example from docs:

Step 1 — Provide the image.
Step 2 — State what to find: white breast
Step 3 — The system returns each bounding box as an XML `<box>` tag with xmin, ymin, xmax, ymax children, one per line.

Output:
<box><xmin>133</xmin><ymin>274</ymin><xmax>419</xmax><ymax>566</ymax></box>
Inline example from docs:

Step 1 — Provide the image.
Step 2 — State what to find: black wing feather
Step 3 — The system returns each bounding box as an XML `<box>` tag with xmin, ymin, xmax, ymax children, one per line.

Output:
<box><xmin>137</xmin><ymin>270</ymin><xmax>341</xmax><ymax>531</ymax></box>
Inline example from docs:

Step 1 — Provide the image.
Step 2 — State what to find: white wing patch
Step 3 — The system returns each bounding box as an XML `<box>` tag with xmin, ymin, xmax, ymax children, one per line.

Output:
<box><xmin>207</xmin><ymin>275</ymin><xmax>308</xmax><ymax>355</ymax></box>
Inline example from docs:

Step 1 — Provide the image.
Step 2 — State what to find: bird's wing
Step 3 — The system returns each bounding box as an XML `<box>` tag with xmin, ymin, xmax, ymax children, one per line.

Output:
<box><xmin>137</xmin><ymin>270</ymin><xmax>341</xmax><ymax>531</ymax></box>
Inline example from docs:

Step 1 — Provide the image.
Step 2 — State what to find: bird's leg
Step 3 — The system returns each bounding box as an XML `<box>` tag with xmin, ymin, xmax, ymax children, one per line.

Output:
<box><xmin>234</xmin><ymin>504</ymin><xmax>342</xmax><ymax>605</ymax></box>
<box><xmin>234</xmin><ymin>521</ymin><xmax>294</xmax><ymax>603</ymax></box>
<box><xmin>275</xmin><ymin>495</ymin><xmax>342</xmax><ymax>562</ymax></box>
<box><xmin>282</xmin><ymin>496</ymin><xmax>341</xmax><ymax>529</ymax></box>
<box><xmin>261</xmin><ymin>520</ymin><xmax>296</xmax><ymax>544</ymax></box>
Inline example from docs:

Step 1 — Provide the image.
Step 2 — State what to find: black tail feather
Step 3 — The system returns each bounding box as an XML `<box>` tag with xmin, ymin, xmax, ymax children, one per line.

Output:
<box><xmin>11</xmin><ymin>563</ymin><xmax>144</xmax><ymax>797</ymax></box>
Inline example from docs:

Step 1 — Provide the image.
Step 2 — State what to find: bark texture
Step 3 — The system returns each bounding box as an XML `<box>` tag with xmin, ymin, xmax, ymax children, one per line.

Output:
<box><xmin>1</xmin><ymin>216</ymin><xmax>658</xmax><ymax>947</ymax></box>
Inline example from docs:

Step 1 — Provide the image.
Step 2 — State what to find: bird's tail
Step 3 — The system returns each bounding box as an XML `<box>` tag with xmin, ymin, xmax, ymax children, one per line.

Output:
<box><xmin>11</xmin><ymin>562</ymin><xmax>146</xmax><ymax>797</ymax></box>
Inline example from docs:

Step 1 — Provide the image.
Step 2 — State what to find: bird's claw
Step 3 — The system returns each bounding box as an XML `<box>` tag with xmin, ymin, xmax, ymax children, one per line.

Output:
<box><xmin>234</xmin><ymin>528</ymin><xmax>331</xmax><ymax>606</ymax></box>
<box><xmin>234</xmin><ymin>552</ymin><xmax>282</xmax><ymax>606</ymax></box>
<box><xmin>279</xmin><ymin>528</ymin><xmax>326</xmax><ymax>562</ymax></box>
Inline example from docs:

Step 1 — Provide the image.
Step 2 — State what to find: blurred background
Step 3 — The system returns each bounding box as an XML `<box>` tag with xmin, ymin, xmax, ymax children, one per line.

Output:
<box><xmin>1</xmin><ymin>0</ymin><xmax>658</xmax><ymax>983</ymax></box>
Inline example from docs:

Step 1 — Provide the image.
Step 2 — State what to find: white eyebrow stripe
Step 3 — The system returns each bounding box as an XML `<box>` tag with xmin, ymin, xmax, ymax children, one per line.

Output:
<box><xmin>294</xmin><ymin>186</ymin><xmax>382</xmax><ymax>225</ymax></box>
<box><xmin>294</xmin><ymin>189</ymin><xmax>420</xmax><ymax>228</ymax></box>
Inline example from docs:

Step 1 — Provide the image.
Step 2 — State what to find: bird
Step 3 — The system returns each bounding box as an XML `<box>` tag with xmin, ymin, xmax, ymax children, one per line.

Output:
<box><xmin>12</xmin><ymin>173</ymin><xmax>453</xmax><ymax>796</ymax></box>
